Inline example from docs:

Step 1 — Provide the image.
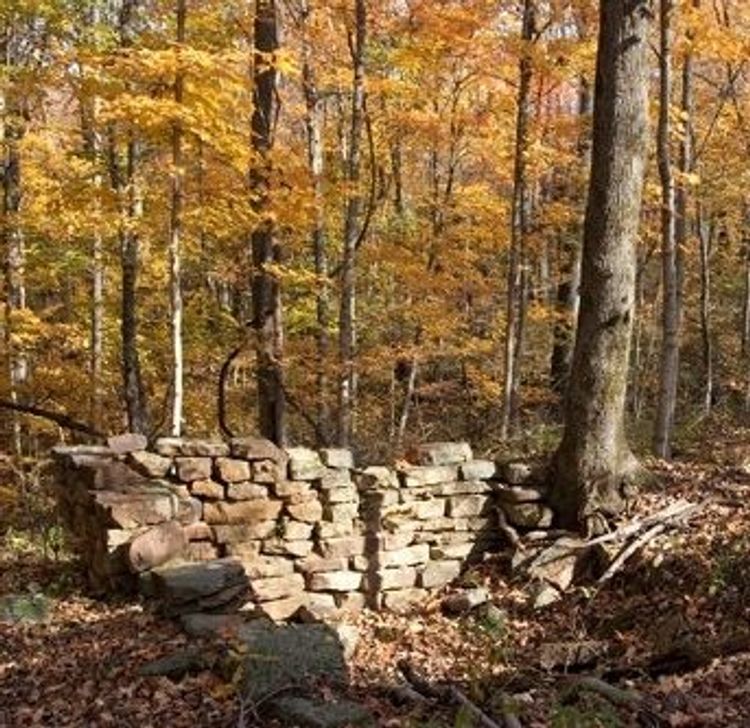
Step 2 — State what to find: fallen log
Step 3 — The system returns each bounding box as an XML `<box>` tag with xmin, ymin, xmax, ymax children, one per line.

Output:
<box><xmin>397</xmin><ymin>659</ymin><xmax>519</xmax><ymax>728</ymax></box>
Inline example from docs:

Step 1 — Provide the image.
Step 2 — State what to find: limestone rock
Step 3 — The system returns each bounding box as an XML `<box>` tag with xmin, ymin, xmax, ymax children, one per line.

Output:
<box><xmin>379</xmin><ymin>544</ymin><xmax>429</xmax><ymax>568</ymax></box>
<box><xmin>374</xmin><ymin>567</ymin><xmax>416</xmax><ymax>591</ymax></box>
<box><xmin>226</xmin><ymin>482</ymin><xmax>268</xmax><ymax>500</ymax></box>
<box><xmin>502</xmin><ymin>502</ymin><xmax>554</xmax><ymax>529</ymax></box>
<box><xmin>499</xmin><ymin>461</ymin><xmax>533</xmax><ymax>485</ymax></box>
<box><xmin>408</xmin><ymin>499</ymin><xmax>445</xmax><ymax>520</ymax></box>
<box><xmin>400</xmin><ymin>465</ymin><xmax>458</xmax><ymax>487</ymax></box>
<box><xmin>419</xmin><ymin>560</ymin><xmax>461</xmax><ymax>589</ymax></box>
<box><xmin>175</xmin><ymin>457</ymin><xmax>212</xmax><ymax>483</ymax></box>
<box><xmin>126</xmin><ymin>451</ymin><xmax>172</xmax><ymax>478</ymax></box>
<box><xmin>239</xmin><ymin>622</ymin><xmax>348</xmax><ymax>703</ymax></box>
<box><xmin>459</xmin><ymin>460</ymin><xmax>497</xmax><ymax>480</ymax></box>
<box><xmin>187</xmin><ymin>541</ymin><xmax>219</xmax><ymax>561</ymax></box>
<box><xmin>107</xmin><ymin>432</ymin><xmax>148</xmax><ymax>454</ymax></box>
<box><xmin>241</xmin><ymin>556</ymin><xmax>295</xmax><ymax>580</ymax></box>
<box><xmin>318</xmin><ymin>536</ymin><xmax>366</xmax><ymax>559</ymax></box>
<box><xmin>154</xmin><ymin>437</ymin><xmax>184</xmax><ymax>457</ymax></box>
<box><xmin>281</xmin><ymin>519</ymin><xmax>314</xmax><ymax>540</ymax></box>
<box><xmin>150</xmin><ymin>558</ymin><xmax>249</xmax><ymax>615</ymax></box>
<box><xmin>180</xmin><ymin>612</ymin><xmax>246</xmax><ymax>638</ymax></box>
<box><xmin>128</xmin><ymin>521</ymin><xmax>186</xmax><ymax>572</ymax></box>
<box><xmin>252</xmin><ymin>459</ymin><xmax>283</xmax><ymax>483</ymax></box>
<box><xmin>320</xmin><ymin>448</ymin><xmax>354</xmax><ymax>469</ymax></box>
<box><xmin>230</xmin><ymin>437</ymin><xmax>285</xmax><ymax>462</ymax></box>
<box><xmin>286</xmin><ymin>447</ymin><xmax>326</xmax><ymax>480</ymax></box>
<box><xmin>94</xmin><ymin>488</ymin><xmax>177</xmax><ymax>529</ymax></box>
<box><xmin>323</xmin><ymin>502</ymin><xmax>358</xmax><ymax>522</ymax></box>
<box><xmin>214</xmin><ymin>457</ymin><xmax>251</xmax><ymax>483</ymax></box>
<box><xmin>494</xmin><ymin>483</ymin><xmax>545</xmax><ymax>503</ymax></box>
<box><xmin>176</xmin><ymin>439</ymin><xmax>230</xmax><ymax>457</ymax></box>
<box><xmin>262</xmin><ymin>538</ymin><xmax>314</xmax><ymax>558</ymax></box>
<box><xmin>250</xmin><ymin>573</ymin><xmax>305</xmax><ymax>602</ymax></box>
<box><xmin>213</xmin><ymin>522</ymin><xmax>276</xmax><ymax>543</ymax></box>
<box><xmin>274</xmin><ymin>480</ymin><xmax>313</xmax><ymax>500</ymax></box>
<box><xmin>412</xmin><ymin>442</ymin><xmax>473</xmax><ymax>466</ymax></box>
<box><xmin>257</xmin><ymin>594</ymin><xmax>308</xmax><ymax>622</ymax></box>
<box><xmin>309</xmin><ymin>570</ymin><xmax>363</xmax><ymax>592</ymax></box>
<box><xmin>190</xmin><ymin>479</ymin><xmax>225</xmax><ymax>500</ymax></box>
<box><xmin>273</xmin><ymin>697</ymin><xmax>373</xmax><ymax>728</ymax></box>
<box><xmin>297</xmin><ymin>555</ymin><xmax>349</xmax><ymax>574</ymax></box>
<box><xmin>447</xmin><ymin>495</ymin><xmax>491</xmax><ymax>518</ymax></box>
<box><xmin>287</xmin><ymin>499</ymin><xmax>323</xmax><ymax>523</ymax></box>
<box><xmin>204</xmin><ymin>499</ymin><xmax>282</xmax><ymax>525</ymax></box>
<box><xmin>355</xmin><ymin>466</ymin><xmax>399</xmax><ymax>491</ymax></box>
<box><xmin>441</xmin><ymin>588</ymin><xmax>489</xmax><ymax>615</ymax></box>
<box><xmin>381</xmin><ymin>588</ymin><xmax>427</xmax><ymax>613</ymax></box>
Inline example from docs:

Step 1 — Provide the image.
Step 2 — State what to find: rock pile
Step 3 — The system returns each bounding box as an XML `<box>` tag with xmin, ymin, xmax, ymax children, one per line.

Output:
<box><xmin>52</xmin><ymin>437</ymin><xmax>557</xmax><ymax>618</ymax></box>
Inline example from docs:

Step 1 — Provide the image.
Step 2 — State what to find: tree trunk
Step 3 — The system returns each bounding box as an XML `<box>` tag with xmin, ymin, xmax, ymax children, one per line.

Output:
<box><xmin>301</xmin><ymin>1</ymin><xmax>329</xmax><ymax>445</ymax></box>
<box><xmin>501</xmin><ymin>0</ymin><xmax>535</xmax><ymax>440</ymax></box>
<box><xmin>250</xmin><ymin>0</ymin><xmax>285</xmax><ymax>445</ymax></box>
<box><xmin>120</xmin><ymin>136</ymin><xmax>150</xmax><ymax>435</ymax></box>
<box><xmin>697</xmin><ymin>204</ymin><xmax>713</xmax><ymax>413</ymax></box>
<box><xmin>337</xmin><ymin>0</ymin><xmax>367</xmax><ymax>448</ymax></box>
<box><xmin>653</xmin><ymin>0</ymin><xmax>681</xmax><ymax>459</ymax></box>
<box><xmin>113</xmin><ymin>0</ymin><xmax>150</xmax><ymax>436</ymax></box>
<box><xmin>549</xmin><ymin>0</ymin><xmax>652</xmax><ymax>533</ymax></box>
<box><xmin>550</xmin><ymin>77</ymin><xmax>591</xmax><ymax>396</ymax></box>
<box><xmin>169</xmin><ymin>0</ymin><xmax>186</xmax><ymax>437</ymax></box>
<box><xmin>1</xmin><ymin>27</ymin><xmax>26</xmax><ymax>456</ymax></box>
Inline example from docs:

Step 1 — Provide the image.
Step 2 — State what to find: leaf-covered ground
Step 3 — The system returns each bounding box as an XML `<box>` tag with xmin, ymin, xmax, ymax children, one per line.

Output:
<box><xmin>3</xmin><ymin>453</ymin><xmax>750</xmax><ymax>727</ymax></box>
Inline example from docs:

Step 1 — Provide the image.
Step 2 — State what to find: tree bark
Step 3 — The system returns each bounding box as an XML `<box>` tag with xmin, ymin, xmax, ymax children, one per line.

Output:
<box><xmin>169</xmin><ymin>0</ymin><xmax>186</xmax><ymax>437</ymax></box>
<box><xmin>1</xmin><ymin>25</ymin><xmax>27</xmax><ymax>456</ymax></box>
<box><xmin>300</xmin><ymin>1</ymin><xmax>329</xmax><ymax>445</ymax></box>
<box><xmin>697</xmin><ymin>203</ymin><xmax>713</xmax><ymax>413</ymax></box>
<box><xmin>337</xmin><ymin>0</ymin><xmax>367</xmax><ymax>448</ymax></box>
<box><xmin>113</xmin><ymin>0</ymin><xmax>150</xmax><ymax>436</ymax></box>
<box><xmin>501</xmin><ymin>0</ymin><xmax>535</xmax><ymax>440</ymax></box>
<box><xmin>653</xmin><ymin>0</ymin><xmax>682</xmax><ymax>459</ymax></box>
<box><xmin>549</xmin><ymin>0</ymin><xmax>652</xmax><ymax>532</ymax></box>
<box><xmin>550</xmin><ymin>77</ymin><xmax>591</xmax><ymax>396</ymax></box>
<box><xmin>250</xmin><ymin>0</ymin><xmax>285</xmax><ymax>445</ymax></box>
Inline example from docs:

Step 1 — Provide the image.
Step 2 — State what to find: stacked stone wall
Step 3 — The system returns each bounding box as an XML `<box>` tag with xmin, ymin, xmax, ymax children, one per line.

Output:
<box><xmin>53</xmin><ymin>437</ymin><xmax>553</xmax><ymax>619</ymax></box>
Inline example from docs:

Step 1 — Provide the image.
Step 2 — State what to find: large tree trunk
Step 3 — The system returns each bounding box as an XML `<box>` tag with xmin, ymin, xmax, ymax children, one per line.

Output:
<box><xmin>337</xmin><ymin>0</ymin><xmax>366</xmax><ymax>448</ymax></box>
<box><xmin>250</xmin><ymin>0</ymin><xmax>285</xmax><ymax>445</ymax></box>
<box><xmin>549</xmin><ymin>0</ymin><xmax>652</xmax><ymax>533</ymax></box>
<box><xmin>653</xmin><ymin>0</ymin><xmax>682</xmax><ymax>459</ymax></box>
<box><xmin>501</xmin><ymin>0</ymin><xmax>535</xmax><ymax>440</ymax></box>
<box><xmin>169</xmin><ymin>0</ymin><xmax>186</xmax><ymax>437</ymax></box>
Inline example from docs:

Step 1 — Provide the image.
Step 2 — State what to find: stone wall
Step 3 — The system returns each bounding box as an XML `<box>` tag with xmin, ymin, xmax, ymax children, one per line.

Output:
<box><xmin>52</xmin><ymin>436</ymin><xmax>553</xmax><ymax>620</ymax></box>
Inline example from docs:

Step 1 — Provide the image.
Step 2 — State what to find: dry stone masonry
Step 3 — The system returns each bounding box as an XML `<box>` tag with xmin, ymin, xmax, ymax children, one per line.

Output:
<box><xmin>52</xmin><ymin>437</ymin><xmax>555</xmax><ymax>621</ymax></box>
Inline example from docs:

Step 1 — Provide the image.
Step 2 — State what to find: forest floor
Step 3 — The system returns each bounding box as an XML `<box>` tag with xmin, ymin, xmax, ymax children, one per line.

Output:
<box><xmin>2</xmin><ymin>432</ymin><xmax>750</xmax><ymax>727</ymax></box>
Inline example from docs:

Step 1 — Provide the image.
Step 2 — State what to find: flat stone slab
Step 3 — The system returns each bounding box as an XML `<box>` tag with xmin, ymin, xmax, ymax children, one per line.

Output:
<box><xmin>237</xmin><ymin>622</ymin><xmax>349</xmax><ymax>703</ymax></box>
<box><xmin>273</xmin><ymin>697</ymin><xmax>373</xmax><ymax>728</ymax></box>
<box><xmin>150</xmin><ymin>558</ymin><xmax>247</xmax><ymax>610</ymax></box>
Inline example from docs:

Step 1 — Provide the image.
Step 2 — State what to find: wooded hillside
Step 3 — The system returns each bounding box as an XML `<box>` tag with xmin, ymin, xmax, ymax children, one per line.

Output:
<box><xmin>1</xmin><ymin>0</ymin><xmax>748</xmax><ymax>463</ymax></box>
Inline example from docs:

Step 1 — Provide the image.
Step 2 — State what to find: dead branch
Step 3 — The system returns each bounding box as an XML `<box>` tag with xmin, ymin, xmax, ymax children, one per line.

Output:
<box><xmin>397</xmin><ymin>659</ymin><xmax>518</xmax><ymax>728</ymax></box>
<box><xmin>562</xmin><ymin>675</ymin><xmax>643</xmax><ymax>708</ymax></box>
<box><xmin>597</xmin><ymin>522</ymin><xmax>666</xmax><ymax>585</ymax></box>
<box><xmin>569</xmin><ymin>500</ymin><xmax>702</xmax><ymax>551</ymax></box>
<box><xmin>0</xmin><ymin>399</ymin><xmax>105</xmax><ymax>439</ymax></box>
